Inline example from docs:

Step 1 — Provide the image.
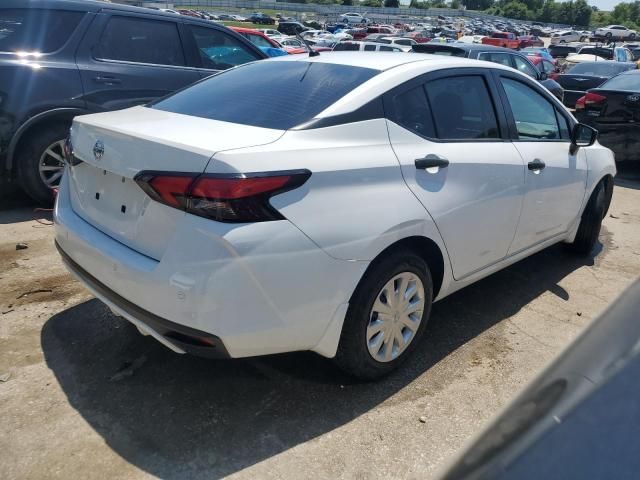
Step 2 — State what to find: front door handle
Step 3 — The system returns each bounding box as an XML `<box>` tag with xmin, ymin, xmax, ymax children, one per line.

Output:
<box><xmin>528</xmin><ymin>159</ymin><xmax>546</xmax><ymax>171</ymax></box>
<box><xmin>415</xmin><ymin>154</ymin><xmax>449</xmax><ymax>170</ymax></box>
<box><xmin>94</xmin><ymin>76</ymin><xmax>122</xmax><ymax>85</ymax></box>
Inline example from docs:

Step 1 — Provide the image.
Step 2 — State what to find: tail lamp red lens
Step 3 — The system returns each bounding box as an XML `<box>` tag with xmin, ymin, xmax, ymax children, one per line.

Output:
<box><xmin>575</xmin><ymin>92</ymin><xmax>606</xmax><ymax>111</ymax></box>
<box><xmin>135</xmin><ymin>170</ymin><xmax>311</xmax><ymax>223</ymax></box>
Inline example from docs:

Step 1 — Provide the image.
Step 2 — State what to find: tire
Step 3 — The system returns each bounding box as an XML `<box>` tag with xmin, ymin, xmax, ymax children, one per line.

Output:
<box><xmin>580</xmin><ymin>36</ymin><xmax>587</xmax><ymax>42</ymax></box>
<box><xmin>630</xmin><ymin>33</ymin><xmax>637</xmax><ymax>40</ymax></box>
<box><xmin>16</xmin><ymin>122</ymin><xmax>70</xmax><ymax>205</ymax></box>
<box><xmin>605</xmin><ymin>32</ymin><xmax>612</xmax><ymax>41</ymax></box>
<box><xmin>567</xmin><ymin>181</ymin><xmax>608</xmax><ymax>255</ymax></box>
<box><xmin>335</xmin><ymin>251</ymin><xmax>433</xmax><ymax>380</ymax></box>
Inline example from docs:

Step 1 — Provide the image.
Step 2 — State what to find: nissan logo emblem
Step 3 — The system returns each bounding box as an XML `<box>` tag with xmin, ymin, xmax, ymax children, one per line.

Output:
<box><xmin>93</xmin><ymin>140</ymin><xmax>104</xmax><ymax>161</ymax></box>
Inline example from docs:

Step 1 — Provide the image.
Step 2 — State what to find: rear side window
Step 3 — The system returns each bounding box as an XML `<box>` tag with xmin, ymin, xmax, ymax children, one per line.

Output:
<box><xmin>364</xmin><ymin>44</ymin><xmax>376</xmax><ymax>51</ymax></box>
<box><xmin>0</xmin><ymin>8</ymin><xmax>84</xmax><ymax>53</ymax></box>
<box><xmin>241</xmin><ymin>33</ymin><xmax>273</xmax><ymax>48</ymax></box>
<box><xmin>151</xmin><ymin>61</ymin><xmax>378</xmax><ymax>129</ymax></box>
<box><xmin>95</xmin><ymin>16</ymin><xmax>185</xmax><ymax>66</ymax></box>
<box><xmin>426</xmin><ymin>76</ymin><xmax>500</xmax><ymax>140</ymax></box>
<box><xmin>512</xmin><ymin>56</ymin><xmax>538</xmax><ymax>79</ymax></box>
<box><xmin>186</xmin><ymin>25</ymin><xmax>259</xmax><ymax>70</ymax></box>
<box><xmin>393</xmin><ymin>85</ymin><xmax>436</xmax><ymax>138</ymax></box>
<box><xmin>478</xmin><ymin>52</ymin><xmax>512</xmax><ymax>67</ymax></box>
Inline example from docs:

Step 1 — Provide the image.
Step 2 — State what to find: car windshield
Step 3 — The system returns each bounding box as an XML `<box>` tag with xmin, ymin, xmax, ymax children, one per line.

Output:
<box><xmin>151</xmin><ymin>61</ymin><xmax>379</xmax><ymax>129</ymax></box>
<box><xmin>566</xmin><ymin>62</ymin><xmax>632</xmax><ymax>76</ymax></box>
<box><xmin>0</xmin><ymin>8</ymin><xmax>85</xmax><ymax>53</ymax></box>
<box><xmin>578</xmin><ymin>47</ymin><xmax>614</xmax><ymax>59</ymax></box>
<box><xmin>600</xmin><ymin>72</ymin><xmax>640</xmax><ymax>91</ymax></box>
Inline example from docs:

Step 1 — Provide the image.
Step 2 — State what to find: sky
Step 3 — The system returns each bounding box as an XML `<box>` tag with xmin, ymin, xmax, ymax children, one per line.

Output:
<box><xmin>587</xmin><ymin>0</ymin><xmax>620</xmax><ymax>11</ymax></box>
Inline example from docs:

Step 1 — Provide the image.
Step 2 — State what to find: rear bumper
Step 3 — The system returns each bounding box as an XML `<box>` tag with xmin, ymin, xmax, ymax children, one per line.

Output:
<box><xmin>54</xmin><ymin>169</ymin><xmax>366</xmax><ymax>359</ymax></box>
<box><xmin>57</xmin><ymin>241</ymin><xmax>230</xmax><ymax>358</ymax></box>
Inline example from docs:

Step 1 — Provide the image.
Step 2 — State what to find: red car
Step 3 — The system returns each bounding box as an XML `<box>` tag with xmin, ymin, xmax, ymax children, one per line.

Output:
<box><xmin>528</xmin><ymin>55</ymin><xmax>561</xmax><ymax>80</ymax></box>
<box><xmin>405</xmin><ymin>31</ymin><xmax>432</xmax><ymax>43</ymax></box>
<box><xmin>482</xmin><ymin>32</ymin><xmax>520</xmax><ymax>49</ymax></box>
<box><xmin>346</xmin><ymin>28</ymin><xmax>367</xmax><ymax>40</ymax></box>
<box><xmin>230</xmin><ymin>27</ymin><xmax>305</xmax><ymax>55</ymax></box>
<box><xmin>518</xmin><ymin>35</ymin><xmax>545</xmax><ymax>49</ymax></box>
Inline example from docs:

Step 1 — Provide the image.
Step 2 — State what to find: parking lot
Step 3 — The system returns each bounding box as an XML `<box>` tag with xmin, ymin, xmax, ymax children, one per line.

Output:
<box><xmin>1</xmin><ymin>167</ymin><xmax>639</xmax><ymax>479</ymax></box>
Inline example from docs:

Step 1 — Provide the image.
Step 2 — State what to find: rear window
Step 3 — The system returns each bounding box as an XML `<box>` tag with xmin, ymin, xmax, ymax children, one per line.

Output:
<box><xmin>578</xmin><ymin>47</ymin><xmax>613</xmax><ymax>59</ymax></box>
<box><xmin>566</xmin><ymin>62</ymin><xmax>633</xmax><ymax>76</ymax></box>
<box><xmin>151</xmin><ymin>61</ymin><xmax>378</xmax><ymax>129</ymax></box>
<box><xmin>0</xmin><ymin>8</ymin><xmax>84</xmax><ymax>53</ymax></box>
<box><xmin>600</xmin><ymin>72</ymin><xmax>640</xmax><ymax>91</ymax></box>
<box><xmin>333</xmin><ymin>42</ymin><xmax>361</xmax><ymax>51</ymax></box>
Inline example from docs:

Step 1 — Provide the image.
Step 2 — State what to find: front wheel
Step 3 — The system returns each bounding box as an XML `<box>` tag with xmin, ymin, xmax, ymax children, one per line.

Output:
<box><xmin>335</xmin><ymin>251</ymin><xmax>433</xmax><ymax>380</ymax></box>
<box><xmin>567</xmin><ymin>181</ymin><xmax>609</xmax><ymax>255</ymax></box>
<box><xmin>580</xmin><ymin>36</ymin><xmax>587</xmax><ymax>42</ymax></box>
<box><xmin>605</xmin><ymin>32</ymin><xmax>612</xmax><ymax>41</ymax></box>
<box><xmin>629</xmin><ymin>33</ymin><xmax>637</xmax><ymax>40</ymax></box>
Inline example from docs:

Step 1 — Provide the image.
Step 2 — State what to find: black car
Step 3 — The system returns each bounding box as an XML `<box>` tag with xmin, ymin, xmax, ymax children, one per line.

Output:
<box><xmin>575</xmin><ymin>70</ymin><xmax>640</xmax><ymax>163</ymax></box>
<box><xmin>249</xmin><ymin>13</ymin><xmax>275</xmax><ymax>25</ymax></box>
<box><xmin>0</xmin><ymin>0</ymin><xmax>266</xmax><ymax>204</ymax></box>
<box><xmin>277</xmin><ymin>21</ymin><xmax>309</xmax><ymax>36</ymax></box>
<box><xmin>412</xmin><ymin>43</ymin><xmax>564</xmax><ymax>101</ymax></box>
<box><xmin>555</xmin><ymin>61</ymin><xmax>637</xmax><ymax>108</ymax></box>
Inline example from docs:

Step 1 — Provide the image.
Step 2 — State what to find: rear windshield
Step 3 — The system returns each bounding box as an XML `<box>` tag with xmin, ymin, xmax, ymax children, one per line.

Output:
<box><xmin>151</xmin><ymin>61</ymin><xmax>378</xmax><ymax>129</ymax></box>
<box><xmin>566</xmin><ymin>62</ymin><xmax>633</xmax><ymax>76</ymax></box>
<box><xmin>0</xmin><ymin>8</ymin><xmax>84</xmax><ymax>53</ymax></box>
<box><xmin>333</xmin><ymin>42</ymin><xmax>361</xmax><ymax>51</ymax></box>
<box><xmin>600</xmin><ymin>73</ymin><xmax>640</xmax><ymax>91</ymax></box>
<box><xmin>578</xmin><ymin>47</ymin><xmax>613</xmax><ymax>59</ymax></box>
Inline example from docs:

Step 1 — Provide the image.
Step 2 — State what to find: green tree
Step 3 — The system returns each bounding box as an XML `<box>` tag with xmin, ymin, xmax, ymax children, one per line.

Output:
<box><xmin>451</xmin><ymin>0</ymin><xmax>461</xmax><ymax>8</ymax></box>
<box><xmin>342</xmin><ymin>0</ymin><xmax>353</xmax><ymax>5</ymax></box>
<box><xmin>573</xmin><ymin>0</ymin><xmax>592</xmax><ymax>27</ymax></box>
<box><xmin>462</xmin><ymin>0</ymin><xmax>494</xmax><ymax>9</ymax></box>
<box><xmin>384</xmin><ymin>0</ymin><xmax>400</xmax><ymax>6</ymax></box>
<box><xmin>410</xmin><ymin>0</ymin><xmax>432</xmax><ymax>7</ymax></box>
<box><xmin>361</xmin><ymin>0</ymin><xmax>382</xmax><ymax>6</ymax></box>
<box><xmin>502</xmin><ymin>0</ymin><xmax>528</xmax><ymax>19</ymax></box>
<box><xmin>538</xmin><ymin>0</ymin><xmax>557</xmax><ymax>23</ymax></box>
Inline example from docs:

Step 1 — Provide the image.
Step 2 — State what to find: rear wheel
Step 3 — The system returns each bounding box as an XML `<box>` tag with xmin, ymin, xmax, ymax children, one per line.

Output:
<box><xmin>567</xmin><ymin>181</ymin><xmax>608</xmax><ymax>255</ymax></box>
<box><xmin>580</xmin><ymin>36</ymin><xmax>587</xmax><ymax>42</ymax></box>
<box><xmin>335</xmin><ymin>251</ymin><xmax>433</xmax><ymax>380</ymax></box>
<box><xmin>605</xmin><ymin>32</ymin><xmax>612</xmax><ymax>41</ymax></box>
<box><xmin>630</xmin><ymin>33</ymin><xmax>637</xmax><ymax>40</ymax></box>
<box><xmin>16</xmin><ymin>123</ymin><xmax>70</xmax><ymax>205</ymax></box>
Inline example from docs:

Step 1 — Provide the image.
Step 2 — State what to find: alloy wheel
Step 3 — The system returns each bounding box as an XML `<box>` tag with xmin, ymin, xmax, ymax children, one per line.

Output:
<box><xmin>38</xmin><ymin>139</ymin><xmax>66</xmax><ymax>188</ymax></box>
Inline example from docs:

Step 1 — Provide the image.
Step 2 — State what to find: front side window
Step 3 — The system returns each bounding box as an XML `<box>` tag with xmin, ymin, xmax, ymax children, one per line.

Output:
<box><xmin>243</xmin><ymin>33</ymin><xmax>273</xmax><ymax>48</ymax></box>
<box><xmin>95</xmin><ymin>16</ymin><xmax>185</xmax><ymax>66</ymax></box>
<box><xmin>500</xmin><ymin>78</ymin><xmax>560</xmax><ymax>140</ymax></box>
<box><xmin>426</xmin><ymin>76</ymin><xmax>500</xmax><ymax>140</ymax></box>
<box><xmin>151</xmin><ymin>61</ymin><xmax>378</xmax><ymax>130</ymax></box>
<box><xmin>186</xmin><ymin>25</ymin><xmax>259</xmax><ymax>70</ymax></box>
<box><xmin>0</xmin><ymin>8</ymin><xmax>84</xmax><ymax>53</ymax></box>
<box><xmin>512</xmin><ymin>56</ymin><xmax>538</xmax><ymax>79</ymax></box>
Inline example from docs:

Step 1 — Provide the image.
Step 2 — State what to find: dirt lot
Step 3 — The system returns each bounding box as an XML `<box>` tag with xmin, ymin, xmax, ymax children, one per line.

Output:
<box><xmin>1</xmin><ymin>171</ymin><xmax>639</xmax><ymax>480</ymax></box>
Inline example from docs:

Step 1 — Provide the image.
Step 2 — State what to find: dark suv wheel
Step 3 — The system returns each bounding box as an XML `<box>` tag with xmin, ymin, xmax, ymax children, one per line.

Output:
<box><xmin>16</xmin><ymin>122</ymin><xmax>70</xmax><ymax>205</ymax></box>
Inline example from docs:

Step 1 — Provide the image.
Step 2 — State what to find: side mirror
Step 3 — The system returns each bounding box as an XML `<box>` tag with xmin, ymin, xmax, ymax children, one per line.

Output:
<box><xmin>570</xmin><ymin>123</ymin><xmax>598</xmax><ymax>154</ymax></box>
<box><xmin>538</xmin><ymin>71</ymin><xmax>548</xmax><ymax>81</ymax></box>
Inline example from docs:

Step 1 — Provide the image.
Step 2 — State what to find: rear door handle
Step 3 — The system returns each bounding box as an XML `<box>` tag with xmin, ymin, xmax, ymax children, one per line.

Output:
<box><xmin>415</xmin><ymin>154</ymin><xmax>449</xmax><ymax>170</ymax></box>
<box><xmin>528</xmin><ymin>159</ymin><xmax>546</xmax><ymax>171</ymax></box>
<box><xmin>93</xmin><ymin>76</ymin><xmax>122</xmax><ymax>85</ymax></box>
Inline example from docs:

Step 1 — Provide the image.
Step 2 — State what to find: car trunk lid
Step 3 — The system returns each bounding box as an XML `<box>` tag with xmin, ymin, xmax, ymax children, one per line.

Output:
<box><xmin>68</xmin><ymin>106</ymin><xmax>284</xmax><ymax>259</ymax></box>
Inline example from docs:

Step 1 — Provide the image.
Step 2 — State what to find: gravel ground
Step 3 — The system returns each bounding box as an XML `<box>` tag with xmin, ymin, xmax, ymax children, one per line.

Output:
<box><xmin>1</xmin><ymin>169</ymin><xmax>639</xmax><ymax>480</ymax></box>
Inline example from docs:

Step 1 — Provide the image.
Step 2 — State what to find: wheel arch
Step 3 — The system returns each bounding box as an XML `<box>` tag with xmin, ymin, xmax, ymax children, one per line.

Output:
<box><xmin>354</xmin><ymin>235</ymin><xmax>446</xmax><ymax>301</ymax></box>
<box><xmin>6</xmin><ymin>108</ymin><xmax>88</xmax><ymax>173</ymax></box>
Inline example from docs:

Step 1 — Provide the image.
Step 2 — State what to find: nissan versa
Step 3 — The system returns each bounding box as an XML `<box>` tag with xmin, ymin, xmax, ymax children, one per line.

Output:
<box><xmin>54</xmin><ymin>54</ymin><xmax>616</xmax><ymax>380</ymax></box>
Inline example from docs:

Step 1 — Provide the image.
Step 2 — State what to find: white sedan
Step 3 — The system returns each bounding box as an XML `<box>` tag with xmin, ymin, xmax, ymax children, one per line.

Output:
<box><xmin>55</xmin><ymin>53</ymin><xmax>615</xmax><ymax>380</ymax></box>
<box><xmin>550</xmin><ymin>30</ymin><xmax>588</xmax><ymax>44</ymax></box>
<box><xmin>595</xmin><ymin>25</ymin><xmax>637</xmax><ymax>40</ymax></box>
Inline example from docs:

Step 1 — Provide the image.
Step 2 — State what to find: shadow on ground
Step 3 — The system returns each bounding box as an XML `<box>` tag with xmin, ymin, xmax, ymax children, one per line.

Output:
<box><xmin>41</xmin><ymin>239</ymin><xmax>606</xmax><ymax>479</ymax></box>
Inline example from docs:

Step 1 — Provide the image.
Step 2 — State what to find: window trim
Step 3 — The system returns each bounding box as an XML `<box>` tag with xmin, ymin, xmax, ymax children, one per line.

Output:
<box><xmin>382</xmin><ymin>67</ymin><xmax>510</xmax><ymax>144</ymax></box>
<box><xmin>91</xmin><ymin>13</ymin><xmax>188</xmax><ymax>68</ymax></box>
<box><xmin>492</xmin><ymin>71</ymin><xmax>575</xmax><ymax>143</ymax></box>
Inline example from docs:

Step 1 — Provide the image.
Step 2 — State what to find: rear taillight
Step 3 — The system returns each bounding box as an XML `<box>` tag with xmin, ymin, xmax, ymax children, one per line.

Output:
<box><xmin>575</xmin><ymin>92</ymin><xmax>606</xmax><ymax>110</ymax></box>
<box><xmin>135</xmin><ymin>170</ymin><xmax>311</xmax><ymax>223</ymax></box>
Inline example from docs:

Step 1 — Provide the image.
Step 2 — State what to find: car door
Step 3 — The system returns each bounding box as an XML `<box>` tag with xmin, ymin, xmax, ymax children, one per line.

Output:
<box><xmin>76</xmin><ymin>11</ymin><xmax>201</xmax><ymax>111</ymax></box>
<box><xmin>494</xmin><ymin>72</ymin><xmax>588</xmax><ymax>254</ymax></box>
<box><xmin>384</xmin><ymin>69</ymin><xmax>526</xmax><ymax>279</ymax></box>
<box><xmin>179</xmin><ymin>23</ymin><xmax>264</xmax><ymax>79</ymax></box>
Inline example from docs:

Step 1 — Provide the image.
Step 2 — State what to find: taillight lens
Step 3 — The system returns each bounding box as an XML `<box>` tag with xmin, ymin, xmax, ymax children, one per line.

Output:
<box><xmin>135</xmin><ymin>170</ymin><xmax>311</xmax><ymax>223</ymax></box>
<box><xmin>575</xmin><ymin>92</ymin><xmax>606</xmax><ymax>111</ymax></box>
